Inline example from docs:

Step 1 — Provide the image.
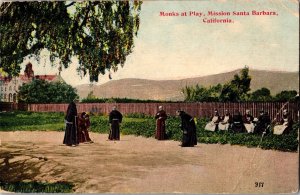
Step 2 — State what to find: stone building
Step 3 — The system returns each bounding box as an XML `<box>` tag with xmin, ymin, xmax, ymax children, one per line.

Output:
<box><xmin>0</xmin><ymin>62</ymin><xmax>63</xmax><ymax>102</ymax></box>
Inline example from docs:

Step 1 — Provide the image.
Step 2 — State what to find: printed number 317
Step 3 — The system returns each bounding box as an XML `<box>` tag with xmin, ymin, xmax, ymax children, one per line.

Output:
<box><xmin>255</xmin><ymin>182</ymin><xmax>264</xmax><ymax>187</ymax></box>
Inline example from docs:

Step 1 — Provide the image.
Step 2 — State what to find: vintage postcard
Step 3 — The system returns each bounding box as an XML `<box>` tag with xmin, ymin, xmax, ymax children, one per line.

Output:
<box><xmin>0</xmin><ymin>0</ymin><xmax>299</xmax><ymax>194</ymax></box>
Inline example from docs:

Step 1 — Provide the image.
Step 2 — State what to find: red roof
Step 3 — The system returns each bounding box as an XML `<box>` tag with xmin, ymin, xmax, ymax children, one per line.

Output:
<box><xmin>1</xmin><ymin>62</ymin><xmax>58</xmax><ymax>83</ymax></box>
<box><xmin>0</xmin><ymin>75</ymin><xmax>12</xmax><ymax>82</ymax></box>
<box><xmin>0</xmin><ymin>74</ymin><xmax>58</xmax><ymax>82</ymax></box>
<box><xmin>34</xmin><ymin>75</ymin><xmax>57</xmax><ymax>81</ymax></box>
<box><xmin>19</xmin><ymin>75</ymin><xmax>31</xmax><ymax>81</ymax></box>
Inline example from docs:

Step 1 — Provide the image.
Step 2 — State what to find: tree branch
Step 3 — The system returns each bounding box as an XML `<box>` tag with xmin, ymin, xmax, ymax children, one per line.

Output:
<box><xmin>0</xmin><ymin>2</ymin><xmax>12</xmax><ymax>15</ymax></box>
<box><xmin>65</xmin><ymin>2</ymin><xmax>76</xmax><ymax>8</ymax></box>
<box><xmin>79</xmin><ymin>2</ymin><xmax>91</xmax><ymax>30</ymax></box>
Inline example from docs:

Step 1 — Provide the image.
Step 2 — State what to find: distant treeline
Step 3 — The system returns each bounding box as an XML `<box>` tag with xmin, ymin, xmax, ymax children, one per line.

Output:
<box><xmin>81</xmin><ymin>90</ymin><xmax>178</xmax><ymax>103</ymax></box>
<box><xmin>182</xmin><ymin>67</ymin><xmax>299</xmax><ymax>102</ymax></box>
<box><xmin>81</xmin><ymin>97</ymin><xmax>173</xmax><ymax>103</ymax></box>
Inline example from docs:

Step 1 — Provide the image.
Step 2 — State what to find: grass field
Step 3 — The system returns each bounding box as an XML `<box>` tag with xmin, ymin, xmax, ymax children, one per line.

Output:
<box><xmin>0</xmin><ymin>181</ymin><xmax>74</xmax><ymax>193</ymax></box>
<box><xmin>0</xmin><ymin>111</ymin><xmax>298</xmax><ymax>152</ymax></box>
<box><xmin>0</xmin><ymin>111</ymin><xmax>298</xmax><ymax>193</ymax></box>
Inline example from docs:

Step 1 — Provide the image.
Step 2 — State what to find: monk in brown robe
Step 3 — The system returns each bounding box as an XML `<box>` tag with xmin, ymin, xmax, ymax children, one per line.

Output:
<box><xmin>78</xmin><ymin>112</ymin><xmax>93</xmax><ymax>143</ymax></box>
<box><xmin>77</xmin><ymin>112</ymin><xmax>86</xmax><ymax>143</ymax></box>
<box><xmin>155</xmin><ymin>106</ymin><xmax>168</xmax><ymax>140</ymax></box>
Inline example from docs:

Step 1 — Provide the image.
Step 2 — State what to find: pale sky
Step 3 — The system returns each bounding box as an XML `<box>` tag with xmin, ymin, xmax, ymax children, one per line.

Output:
<box><xmin>20</xmin><ymin>0</ymin><xmax>299</xmax><ymax>86</ymax></box>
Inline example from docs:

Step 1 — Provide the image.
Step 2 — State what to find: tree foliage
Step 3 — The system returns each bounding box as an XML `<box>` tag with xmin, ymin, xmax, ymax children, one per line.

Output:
<box><xmin>249</xmin><ymin>87</ymin><xmax>272</xmax><ymax>101</ymax></box>
<box><xmin>81</xmin><ymin>97</ymin><xmax>166</xmax><ymax>103</ymax></box>
<box><xmin>0</xmin><ymin>1</ymin><xmax>142</xmax><ymax>82</ymax></box>
<box><xmin>181</xmin><ymin>69</ymin><xmax>299</xmax><ymax>102</ymax></box>
<box><xmin>181</xmin><ymin>67</ymin><xmax>297</xmax><ymax>102</ymax></box>
<box><xmin>219</xmin><ymin>66</ymin><xmax>251</xmax><ymax>102</ymax></box>
<box><xmin>18</xmin><ymin>79</ymin><xmax>78</xmax><ymax>103</ymax></box>
<box><xmin>86</xmin><ymin>90</ymin><xmax>96</xmax><ymax>99</ymax></box>
<box><xmin>181</xmin><ymin>84</ymin><xmax>222</xmax><ymax>102</ymax></box>
<box><xmin>182</xmin><ymin>67</ymin><xmax>251</xmax><ymax>102</ymax></box>
<box><xmin>274</xmin><ymin>90</ymin><xmax>298</xmax><ymax>102</ymax></box>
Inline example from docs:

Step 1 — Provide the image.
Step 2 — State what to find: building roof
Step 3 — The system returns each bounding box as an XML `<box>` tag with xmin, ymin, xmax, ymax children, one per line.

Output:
<box><xmin>0</xmin><ymin>62</ymin><xmax>64</xmax><ymax>84</ymax></box>
<box><xmin>0</xmin><ymin>75</ymin><xmax>13</xmax><ymax>82</ymax></box>
<box><xmin>0</xmin><ymin>74</ymin><xmax>61</xmax><ymax>83</ymax></box>
<box><xmin>33</xmin><ymin>75</ymin><xmax>58</xmax><ymax>81</ymax></box>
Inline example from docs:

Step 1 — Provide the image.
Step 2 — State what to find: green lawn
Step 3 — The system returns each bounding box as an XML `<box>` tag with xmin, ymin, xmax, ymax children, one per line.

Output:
<box><xmin>0</xmin><ymin>181</ymin><xmax>74</xmax><ymax>193</ymax></box>
<box><xmin>0</xmin><ymin>111</ymin><xmax>298</xmax><ymax>152</ymax></box>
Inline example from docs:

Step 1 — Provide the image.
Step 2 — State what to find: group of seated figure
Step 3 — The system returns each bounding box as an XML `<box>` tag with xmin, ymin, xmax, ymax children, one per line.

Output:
<box><xmin>204</xmin><ymin>109</ymin><xmax>293</xmax><ymax>135</ymax></box>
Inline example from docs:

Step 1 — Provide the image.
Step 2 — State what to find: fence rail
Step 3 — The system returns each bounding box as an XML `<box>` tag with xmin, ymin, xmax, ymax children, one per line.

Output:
<box><xmin>0</xmin><ymin>102</ymin><xmax>297</xmax><ymax>120</ymax></box>
<box><xmin>0</xmin><ymin>102</ymin><xmax>27</xmax><ymax>112</ymax></box>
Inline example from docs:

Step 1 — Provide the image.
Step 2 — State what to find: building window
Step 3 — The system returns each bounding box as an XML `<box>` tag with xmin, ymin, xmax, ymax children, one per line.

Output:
<box><xmin>8</xmin><ymin>93</ymin><xmax>12</xmax><ymax>102</ymax></box>
<box><xmin>5</xmin><ymin>87</ymin><xmax>6</xmax><ymax>91</ymax></box>
<box><xmin>13</xmin><ymin>86</ymin><xmax>16</xmax><ymax>91</ymax></box>
<box><xmin>13</xmin><ymin>93</ymin><xmax>17</xmax><ymax>102</ymax></box>
<box><xmin>9</xmin><ymin>86</ymin><xmax>12</xmax><ymax>91</ymax></box>
<box><xmin>4</xmin><ymin>94</ymin><xmax>6</xmax><ymax>101</ymax></box>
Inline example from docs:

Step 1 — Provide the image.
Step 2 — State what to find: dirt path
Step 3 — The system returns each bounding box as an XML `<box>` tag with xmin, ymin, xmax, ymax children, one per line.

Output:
<box><xmin>0</xmin><ymin>131</ymin><xmax>298</xmax><ymax>193</ymax></box>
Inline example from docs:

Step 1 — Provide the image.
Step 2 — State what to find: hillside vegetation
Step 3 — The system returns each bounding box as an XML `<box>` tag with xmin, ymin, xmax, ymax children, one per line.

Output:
<box><xmin>76</xmin><ymin>69</ymin><xmax>299</xmax><ymax>101</ymax></box>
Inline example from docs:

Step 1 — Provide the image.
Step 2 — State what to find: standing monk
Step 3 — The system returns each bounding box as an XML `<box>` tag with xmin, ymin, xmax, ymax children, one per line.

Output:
<box><xmin>63</xmin><ymin>101</ymin><xmax>78</xmax><ymax>146</ymax></box>
<box><xmin>108</xmin><ymin>106</ymin><xmax>123</xmax><ymax>140</ymax></box>
<box><xmin>176</xmin><ymin>110</ymin><xmax>197</xmax><ymax>147</ymax></box>
<box><xmin>155</xmin><ymin>106</ymin><xmax>168</xmax><ymax>140</ymax></box>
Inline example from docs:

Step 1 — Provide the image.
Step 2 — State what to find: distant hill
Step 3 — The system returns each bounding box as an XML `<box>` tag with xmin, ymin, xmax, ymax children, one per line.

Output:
<box><xmin>76</xmin><ymin>69</ymin><xmax>299</xmax><ymax>101</ymax></box>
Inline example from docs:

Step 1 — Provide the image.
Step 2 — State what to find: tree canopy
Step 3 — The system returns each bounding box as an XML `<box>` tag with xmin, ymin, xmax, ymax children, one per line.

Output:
<box><xmin>0</xmin><ymin>1</ymin><xmax>142</xmax><ymax>82</ymax></box>
<box><xmin>181</xmin><ymin>84</ymin><xmax>222</xmax><ymax>102</ymax></box>
<box><xmin>219</xmin><ymin>67</ymin><xmax>251</xmax><ymax>102</ymax></box>
<box><xmin>18</xmin><ymin>79</ymin><xmax>78</xmax><ymax>103</ymax></box>
<box><xmin>249</xmin><ymin>87</ymin><xmax>272</xmax><ymax>101</ymax></box>
<box><xmin>274</xmin><ymin>90</ymin><xmax>298</xmax><ymax>102</ymax></box>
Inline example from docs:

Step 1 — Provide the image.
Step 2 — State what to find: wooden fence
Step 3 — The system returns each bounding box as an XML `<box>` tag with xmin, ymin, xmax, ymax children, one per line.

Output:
<box><xmin>23</xmin><ymin>102</ymin><xmax>299</xmax><ymax>120</ymax></box>
<box><xmin>1</xmin><ymin>102</ymin><xmax>298</xmax><ymax>120</ymax></box>
<box><xmin>0</xmin><ymin>102</ymin><xmax>27</xmax><ymax>112</ymax></box>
